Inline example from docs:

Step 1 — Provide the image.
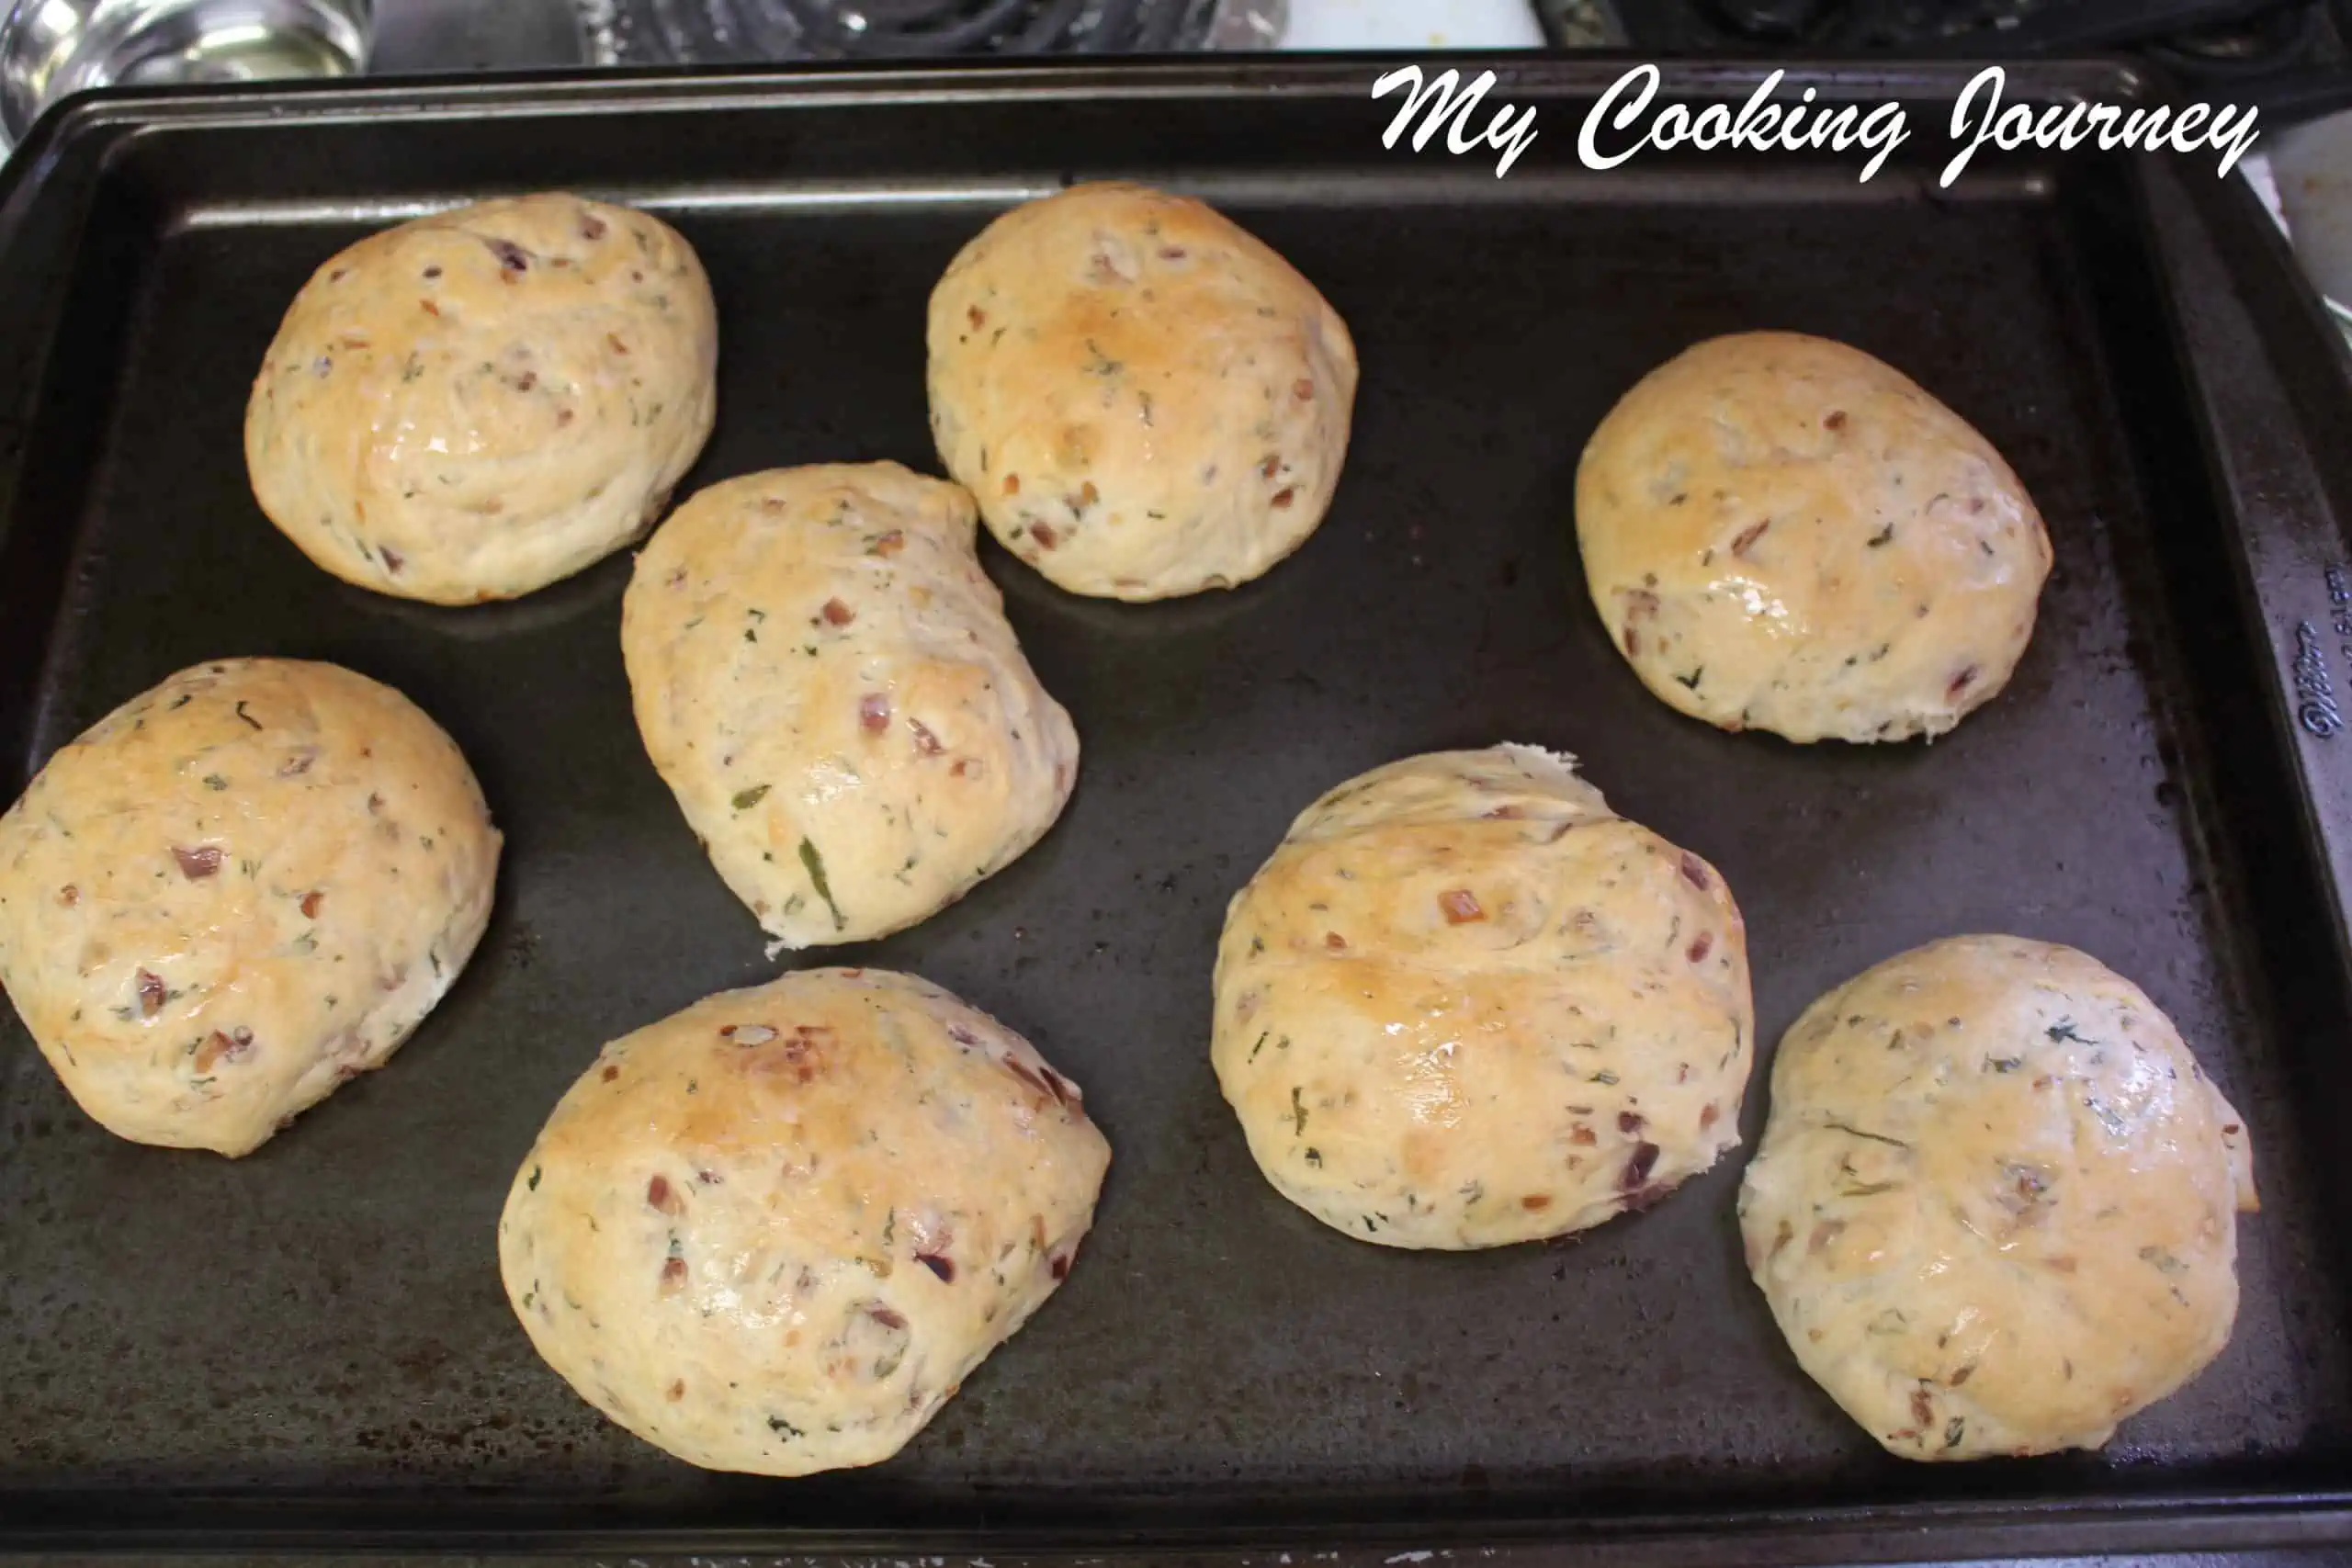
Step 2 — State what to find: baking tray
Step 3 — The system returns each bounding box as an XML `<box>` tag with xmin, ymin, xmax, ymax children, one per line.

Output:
<box><xmin>2</xmin><ymin>54</ymin><xmax>2351</xmax><ymax>1562</ymax></box>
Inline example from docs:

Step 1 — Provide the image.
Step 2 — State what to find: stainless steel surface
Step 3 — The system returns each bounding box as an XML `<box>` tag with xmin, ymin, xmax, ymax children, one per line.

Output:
<box><xmin>2271</xmin><ymin>109</ymin><xmax>2352</xmax><ymax>353</ymax></box>
<box><xmin>367</xmin><ymin>0</ymin><xmax>582</xmax><ymax>72</ymax></box>
<box><xmin>1539</xmin><ymin>0</ymin><xmax>1625</xmax><ymax>45</ymax></box>
<box><xmin>1203</xmin><ymin>0</ymin><xmax>1281</xmax><ymax>48</ymax></box>
<box><xmin>0</xmin><ymin>0</ymin><xmax>369</xmax><ymax>151</ymax></box>
<box><xmin>585</xmin><ymin>0</ymin><xmax>1274</xmax><ymax>62</ymax></box>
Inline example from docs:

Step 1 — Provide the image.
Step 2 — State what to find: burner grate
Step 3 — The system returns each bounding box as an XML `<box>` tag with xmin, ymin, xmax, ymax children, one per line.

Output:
<box><xmin>1547</xmin><ymin>0</ymin><xmax>2347</xmax><ymax>93</ymax></box>
<box><xmin>591</xmin><ymin>0</ymin><xmax>1252</xmax><ymax>61</ymax></box>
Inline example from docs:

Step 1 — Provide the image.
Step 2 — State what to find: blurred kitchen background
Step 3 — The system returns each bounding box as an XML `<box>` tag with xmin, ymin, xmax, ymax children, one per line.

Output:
<box><xmin>343</xmin><ymin>0</ymin><xmax>2352</xmax><ymax>69</ymax></box>
<box><xmin>18</xmin><ymin>0</ymin><xmax>2352</xmax><ymax>79</ymax></box>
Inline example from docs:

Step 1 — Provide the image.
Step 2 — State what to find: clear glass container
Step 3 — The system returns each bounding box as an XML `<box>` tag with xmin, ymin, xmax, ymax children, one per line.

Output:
<box><xmin>0</xmin><ymin>0</ymin><xmax>370</xmax><ymax>151</ymax></box>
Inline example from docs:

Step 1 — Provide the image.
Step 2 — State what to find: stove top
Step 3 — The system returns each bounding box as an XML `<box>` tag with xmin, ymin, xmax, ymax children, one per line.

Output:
<box><xmin>1546</xmin><ymin>0</ymin><xmax>2352</xmax><ymax>107</ymax></box>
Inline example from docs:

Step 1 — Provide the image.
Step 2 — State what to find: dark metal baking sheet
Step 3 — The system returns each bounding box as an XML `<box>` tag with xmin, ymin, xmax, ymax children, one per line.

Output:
<box><xmin>2</xmin><ymin>57</ymin><xmax>2350</xmax><ymax>1560</ymax></box>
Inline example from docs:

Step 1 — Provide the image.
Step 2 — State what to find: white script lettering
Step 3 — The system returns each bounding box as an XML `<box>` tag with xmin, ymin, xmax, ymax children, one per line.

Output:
<box><xmin>1374</xmin><ymin>62</ymin><xmax>2261</xmax><ymax>187</ymax></box>
<box><xmin>1372</xmin><ymin>65</ymin><xmax>1539</xmax><ymax>179</ymax></box>
<box><xmin>1942</xmin><ymin>66</ymin><xmax>2260</xmax><ymax>186</ymax></box>
<box><xmin>1577</xmin><ymin>66</ymin><xmax>1911</xmax><ymax>182</ymax></box>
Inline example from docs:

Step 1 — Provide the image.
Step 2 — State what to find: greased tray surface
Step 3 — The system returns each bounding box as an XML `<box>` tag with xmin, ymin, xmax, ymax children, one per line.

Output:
<box><xmin>2</xmin><ymin>59</ymin><xmax>2350</xmax><ymax>1560</ymax></box>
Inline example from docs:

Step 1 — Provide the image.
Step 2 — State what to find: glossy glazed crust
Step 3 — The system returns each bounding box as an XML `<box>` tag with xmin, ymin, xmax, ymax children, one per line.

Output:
<box><xmin>1576</xmin><ymin>332</ymin><xmax>2052</xmax><ymax>743</ymax></box>
<box><xmin>1739</xmin><ymin>935</ymin><xmax>2257</xmax><ymax>1461</ymax></box>
<box><xmin>927</xmin><ymin>182</ymin><xmax>1357</xmax><ymax>601</ymax></box>
<box><xmin>497</xmin><ymin>966</ymin><xmax>1111</xmax><ymax>1475</ymax></box>
<box><xmin>621</xmin><ymin>463</ymin><xmax>1080</xmax><ymax>950</ymax></box>
<box><xmin>1210</xmin><ymin>745</ymin><xmax>1753</xmax><ymax>1249</ymax></box>
<box><xmin>0</xmin><ymin>659</ymin><xmax>500</xmax><ymax>1156</ymax></box>
<box><xmin>246</xmin><ymin>193</ymin><xmax>718</xmax><ymax>604</ymax></box>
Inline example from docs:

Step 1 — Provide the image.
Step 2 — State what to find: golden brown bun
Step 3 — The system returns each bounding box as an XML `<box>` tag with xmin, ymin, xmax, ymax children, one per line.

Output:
<box><xmin>1577</xmin><ymin>332</ymin><xmax>2051</xmax><ymax>742</ymax></box>
<box><xmin>498</xmin><ymin>966</ymin><xmax>1110</xmax><ymax>1474</ymax></box>
<box><xmin>1740</xmin><ymin>935</ymin><xmax>2256</xmax><ymax>1460</ymax></box>
<box><xmin>246</xmin><ymin>193</ymin><xmax>718</xmax><ymax>604</ymax></box>
<box><xmin>621</xmin><ymin>462</ymin><xmax>1078</xmax><ymax>950</ymax></box>
<box><xmin>1212</xmin><ymin>745</ymin><xmax>1752</xmax><ymax>1248</ymax></box>
<box><xmin>928</xmin><ymin>182</ymin><xmax>1356</xmax><ymax>601</ymax></box>
<box><xmin>0</xmin><ymin>659</ymin><xmax>500</xmax><ymax>1156</ymax></box>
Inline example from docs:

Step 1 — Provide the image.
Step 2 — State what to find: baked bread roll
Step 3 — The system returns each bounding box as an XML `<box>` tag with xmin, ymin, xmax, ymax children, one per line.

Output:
<box><xmin>1210</xmin><ymin>745</ymin><xmax>1752</xmax><ymax>1248</ymax></box>
<box><xmin>246</xmin><ymin>192</ymin><xmax>718</xmax><ymax>604</ymax></box>
<box><xmin>498</xmin><ymin>966</ymin><xmax>1110</xmax><ymax>1475</ymax></box>
<box><xmin>621</xmin><ymin>463</ymin><xmax>1078</xmax><ymax>950</ymax></box>
<box><xmin>1576</xmin><ymin>332</ymin><xmax>2052</xmax><ymax>743</ymax></box>
<box><xmin>0</xmin><ymin>659</ymin><xmax>500</xmax><ymax>1156</ymax></box>
<box><xmin>927</xmin><ymin>181</ymin><xmax>1357</xmax><ymax>601</ymax></box>
<box><xmin>1739</xmin><ymin>935</ymin><xmax>2257</xmax><ymax>1460</ymax></box>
